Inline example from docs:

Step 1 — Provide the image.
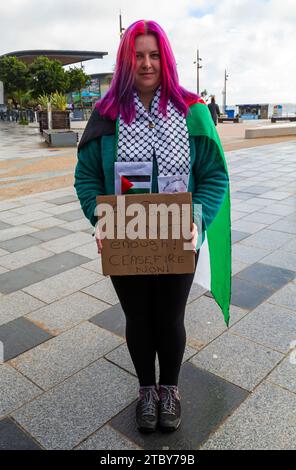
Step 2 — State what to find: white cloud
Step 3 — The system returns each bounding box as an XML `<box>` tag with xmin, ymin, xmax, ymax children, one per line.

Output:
<box><xmin>0</xmin><ymin>0</ymin><xmax>295</xmax><ymax>104</ymax></box>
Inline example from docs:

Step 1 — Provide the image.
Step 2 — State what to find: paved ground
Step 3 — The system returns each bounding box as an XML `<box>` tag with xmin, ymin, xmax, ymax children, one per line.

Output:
<box><xmin>1</xmin><ymin>119</ymin><xmax>296</xmax><ymax>200</ymax></box>
<box><xmin>0</xmin><ymin>124</ymin><xmax>295</xmax><ymax>450</ymax></box>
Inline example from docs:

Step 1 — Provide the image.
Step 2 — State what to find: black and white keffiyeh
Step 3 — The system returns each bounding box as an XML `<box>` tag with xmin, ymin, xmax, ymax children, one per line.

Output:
<box><xmin>117</xmin><ymin>87</ymin><xmax>190</xmax><ymax>184</ymax></box>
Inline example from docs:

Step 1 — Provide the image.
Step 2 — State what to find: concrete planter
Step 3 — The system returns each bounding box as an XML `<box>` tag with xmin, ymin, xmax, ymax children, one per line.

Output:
<box><xmin>43</xmin><ymin>129</ymin><xmax>78</xmax><ymax>147</ymax></box>
<box><xmin>38</xmin><ymin>111</ymin><xmax>71</xmax><ymax>132</ymax></box>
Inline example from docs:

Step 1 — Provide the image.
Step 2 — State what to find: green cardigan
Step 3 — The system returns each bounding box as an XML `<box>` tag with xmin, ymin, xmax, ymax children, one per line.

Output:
<box><xmin>74</xmin><ymin>105</ymin><xmax>229</xmax><ymax>242</ymax></box>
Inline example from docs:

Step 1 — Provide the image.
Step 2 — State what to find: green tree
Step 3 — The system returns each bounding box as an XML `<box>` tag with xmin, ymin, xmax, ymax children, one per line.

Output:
<box><xmin>66</xmin><ymin>67</ymin><xmax>90</xmax><ymax>108</ymax></box>
<box><xmin>0</xmin><ymin>56</ymin><xmax>31</xmax><ymax>112</ymax></box>
<box><xmin>29</xmin><ymin>56</ymin><xmax>68</xmax><ymax>98</ymax></box>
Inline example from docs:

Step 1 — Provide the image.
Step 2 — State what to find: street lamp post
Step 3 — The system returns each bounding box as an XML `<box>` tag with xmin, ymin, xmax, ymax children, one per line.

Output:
<box><xmin>222</xmin><ymin>69</ymin><xmax>229</xmax><ymax>113</ymax></box>
<box><xmin>193</xmin><ymin>49</ymin><xmax>202</xmax><ymax>95</ymax></box>
<box><xmin>119</xmin><ymin>11</ymin><xmax>125</xmax><ymax>38</ymax></box>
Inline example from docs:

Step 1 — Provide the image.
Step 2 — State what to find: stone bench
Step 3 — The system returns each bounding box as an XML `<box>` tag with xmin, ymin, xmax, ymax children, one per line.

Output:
<box><xmin>245</xmin><ymin>123</ymin><xmax>296</xmax><ymax>139</ymax></box>
<box><xmin>271</xmin><ymin>116</ymin><xmax>296</xmax><ymax>123</ymax></box>
<box><xmin>218</xmin><ymin>117</ymin><xmax>240</xmax><ymax>123</ymax></box>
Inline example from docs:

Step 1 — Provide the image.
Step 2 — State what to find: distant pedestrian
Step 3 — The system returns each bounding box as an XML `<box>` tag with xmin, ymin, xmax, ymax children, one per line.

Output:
<box><xmin>208</xmin><ymin>96</ymin><xmax>221</xmax><ymax>126</ymax></box>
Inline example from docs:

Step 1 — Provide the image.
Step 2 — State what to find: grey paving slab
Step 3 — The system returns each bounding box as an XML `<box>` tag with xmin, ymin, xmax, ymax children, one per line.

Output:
<box><xmin>0</xmin><ymin>317</ymin><xmax>53</xmax><ymax>361</ymax></box>
<box><xmin>239</xmin><ymin>228</ymin><xmax>294</xmax><ymax>250</ymax></box>
<box><xmin>0</xmin><ymin>200</ymin><xmax>23</xmax><ymax>211</ymax></box>
<box><xmin>232</xmin><ymin>244</ymin><xmax>271</xmax><ymax>264</ymax></box>
<box><xmin>3</xmin><ymin>211</ymin><xmax>53</xmax><ymax>226</ymax></box>
<box><xmin>268</xmin><ymin>218</ymin><xmax>296</xmax><ymax>235</ymax></box>
<box><xmin>232</xmin><ymin>259</ymin><xmax>250</xmax><ymax>275</ymax></box>
<box><xmin>231</xmin><ymin>219</ymin><xmax>267</xmax><ymax>234</ymax></box>
<box><xmin>70</xmin><ymin>241</ymin><xmax>99</xmax><ymax>259</ymax></box>
<box><xmin>80</xmin><ymin>258</ymin><xmax>103</xmax><ymax>275</ymax></box>
<box><xmin>187</xmin><ymin>283</ymin><xmax>207</xmax><ymax>304</ymax></box>
<box><xmin>49</xmin><ymin>195</ymin><xmax>79</xmax><ymax>205</ymax></box>
<box><xmin>0</xmin><ymin>291</ymin><xmax>45</xmax><ymax>327</ymax></box>
<box><xmin>185</xmin><ymin>296</ymin><xmax>248</xmax><ymax>350</ymax></box>
<box><xmin>27</xmin><ymin>292</ymin><xmax>109</xmax><ymax>335</ymax></box>
<box><xmin>201</xmin><ymin>382</ymin><xmax>296</xmax><ymax>450</ymax></box>
<box><xmin>260</xmin><ymin>250</ymin><xmax>296</xmax><ymax>272</ymax></box>
<box><xmin>0</xmin><ymin>248</ymin><xmax>9</xmax><ymax>256</ymax></box>
<box><xmin>231</xmin><ymin>192</ymin><xmax>254</xmax><ymax>201</ymax></box>
<box><xmin>239</xmin><ymin>185</ymin><xmax>274</xmax><ymax>195</ymax></box>
<box><xmin>0</xmin><ymin>245</ymin><xmax>54</xmax><ymax>270</ymax></box>
<box><xmin>26</xmin><ymin>251</ymin><xmax>91</xmax><ymax>277</ymax></box>
<box><xmin>0</xmin><ymin>418</ymin><xmax>42</xmax><ymax>450</ymax></box>
<box><xmin>257</xmin><ymin>190</ymin><xmax>292</xmax><ymax>201</ymax></box>
<box><xmin>261</xmin><ymin>203</ymin><xmax>295</xmax><ymax>216</ymax></box>
<box><xmin>29</xmin><ymin>226</ymin><xmax>73</xmax><ymax>241</ymax></box>
<box><xmin>110</xmin><ymin>361</ymin><xmax>249</xmax><ymax>451</ymax></box>
<box><xmin>10</xmin><ymin>322</ymin><xmax>125</xmax><ymax>390</ymax></box>
<box><xmin>28</xmin><ymin>216</ymin><xmax>66</xmax><ymax>229</ymax></box>
<box><xmin>90</xmin><ymin>303</ymin><xmax>126</xmax><ymax>337</ymax></box>
<box><xmin>82</xmin><ymin>278</ymin><xmax>119</xmax><ymax>306</ymax></box>
<box><xmin>60</xmin><ymin>219</ymin><xmax>92</xmax><ymax>232</ymax></box>
<box><xmin>230</xmin><ymin>202</ymin><xmax>265</xmax><ymax>214</ymax></box>
<box><xmin>230</xmin><ymin>277</ymin><xmax>275</xmax><ymax>309</ymax></box>
<box><xmin>267</xmin><ymin>355</ymin><xmax>296</xmax><ymax>394</ymax></box>
<box><xmin>75</xmin><ymin>424</ymin><xmax>141</xmax><ymax>450</ymax></box>
<box><xmin>231</xmin><ymin>230</ymin><xmax>251</xmax><ymax>244</ymax></box>
<box><xmin>0</xmin><ymin>225</ymin><xmax>38</xmax><ymax>242</ymax></box>
<box><xmin>12</xmin><ymin>358</ymin><xmax>138</xmax><ymax>450</ymax></box>
<box><xmin>0</xmin><ymin>266</ymin><xmax>47</xmax><ymax>294</ymax></box>
<box><xmin>190</xmin><ymin>331</ymin><xmax>283</xmax><ymax>391</ymax></box>
<box><xmin>106</xmin><ymin>341</ymin><xmax>197</xmax><ymax>381</ymax></box>
<box><xmin>231</xmin><ymin>210</ymin><xmax>247</xmax><ymax>222</ymax></box>
<box><xmin>55</xmin><ymin>209</ymin><xmax>85</xmax><ymax>222</ymax></box>
<box><xmin>40</xmin><ymin>232</ymin><xmax>91</xmax><ymax>253</ymax></box>
<box><xmin>241</xmin><ymin>212</ymin><xmax>283</xmax><ymax>225</ymax></box>
<box><xmin>267</xmin><ymin>283</ymin><xmax>296</xmax><ymax>311</ymax></box>
<box><xmin>43</xmin><ymin>201</ymin><xmax>81</xmax><ymax>215</ymax></box>
<box><xmin>283</xmin><ymin>237</ymin><xmax>296</xmax><ymax>254</ymax></box>
<box><xmin>231</xmin><ymin>302</ymin><xmax>296</xmax><ymax>353</ymax></box>
<box><xmin>0</xmin><ymin>364</ymin><xmax>42</xmax><ymax>417</ymax></box>
<box><xmin>12</xmin><ymin>202</ymin><xmax>56</xmax><ymax>214</ymax></box>
<box><xmin>0</xmin><ymin>234</ymin><xmax>42</xmax><ymax>252</ymax></box>
<box><xmin>0</xmin><ymin>221</ymin><xmax>12</xmax><ymax>230</ymax></box>
<box><xmin>23</xmin><ymin>266</ymin><xmax>100</xmax><ymax>303</ymax></box>
<box><xmin>236</xmin><ymin>262</ymin><xmax>295</xmax><ymax>291</ymax></box>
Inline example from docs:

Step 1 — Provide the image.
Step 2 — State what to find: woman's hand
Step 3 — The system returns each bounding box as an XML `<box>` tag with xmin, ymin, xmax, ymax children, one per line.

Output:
<box><xmin>191</xmin><ymin>222</ymin><xmax>198</xmax><ymax>253</ymax></box>
<box><xmin>95</xmin><ymin>224</ymin><xmax>103</xmax><ymax>254</ymax></box>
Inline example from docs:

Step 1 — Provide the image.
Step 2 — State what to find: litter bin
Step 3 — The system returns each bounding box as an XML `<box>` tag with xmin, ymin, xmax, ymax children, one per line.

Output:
<box><xmin>225</xmin><ymin>109</ymin><xmax>235</xmax><ymax>118</ymax></box>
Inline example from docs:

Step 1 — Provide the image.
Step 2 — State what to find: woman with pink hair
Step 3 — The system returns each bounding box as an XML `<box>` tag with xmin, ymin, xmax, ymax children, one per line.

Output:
<box><xmin>75</xmin><ymin>20</ymin><xmax>231</xmax><ymax>434</ymax></box>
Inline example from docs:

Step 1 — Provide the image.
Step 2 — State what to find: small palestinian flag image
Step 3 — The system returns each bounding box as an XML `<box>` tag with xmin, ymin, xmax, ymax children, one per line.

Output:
<box><xmin>121</xmin><ymin>174</ymin><xmax>151</xmax><ymax>194</ymax></box>
<box><xmin>114</xmin><ymin>161</ymin><xmax>153</xmax><ymax>195</ymax></box>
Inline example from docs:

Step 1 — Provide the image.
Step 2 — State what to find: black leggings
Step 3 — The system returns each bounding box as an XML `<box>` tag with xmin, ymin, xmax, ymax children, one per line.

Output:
<box><xmin>110</xmin><ymin>252</ymin><xmax>199</xmax><ymax>387</ymax></box>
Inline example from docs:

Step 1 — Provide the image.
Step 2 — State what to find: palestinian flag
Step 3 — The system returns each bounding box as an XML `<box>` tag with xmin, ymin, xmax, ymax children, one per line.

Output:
<box><xmin>186</xmin><ymin>100</ymin><xmax>232</xmax><ymax>327</ymax></box>
<box><xmin>114</xmin><ymin>161</ymin><xmax>153</xmax><ymax>196</ymax></box>
<box><xmin>121</xmin><ymin>174</ymin><xmax>151</xmax><ymax>194</ymax></box>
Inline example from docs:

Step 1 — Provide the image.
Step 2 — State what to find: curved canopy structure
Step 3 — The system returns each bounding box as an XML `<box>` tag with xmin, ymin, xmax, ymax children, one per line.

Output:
<box><xmin>0</xmin><ymin>49</ymin><xmax>107</xmax><ymax>66</ymax></box>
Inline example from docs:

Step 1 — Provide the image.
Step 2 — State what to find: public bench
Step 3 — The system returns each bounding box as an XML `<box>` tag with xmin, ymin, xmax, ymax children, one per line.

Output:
<box><xmin>218</xmin><ymin>117</ymin><xmax>239</xmax><ymax>123</ymax></box>
<box><xmin>271</xmin><ymin>116</ymin><xmax>296</xmax><ymax>123</ymax></box>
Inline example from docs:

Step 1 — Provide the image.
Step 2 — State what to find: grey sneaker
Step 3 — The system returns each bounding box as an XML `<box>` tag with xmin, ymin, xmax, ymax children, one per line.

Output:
<box><xmin>158</xmin><ymin>385</ymin><xmax>181</xmax><ymax>432</ymax></box>
<box><xmin>136</xmin><ymin>385</ymin><xmax>159</xmax><ymax>433</ymax></box>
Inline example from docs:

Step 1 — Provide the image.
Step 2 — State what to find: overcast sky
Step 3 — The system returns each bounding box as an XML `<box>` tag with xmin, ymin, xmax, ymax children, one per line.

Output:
<box><xmin>0</xmin><ymin>0</ymin><xmax>295</xmax><ymax>105</ymax></box>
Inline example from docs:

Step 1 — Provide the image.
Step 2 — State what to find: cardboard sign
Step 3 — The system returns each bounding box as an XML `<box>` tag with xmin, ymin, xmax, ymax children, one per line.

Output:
<box><xmin>95</xmin><ymin>192</ymin><xmax>195</xmax><ymax>276</ymax></box>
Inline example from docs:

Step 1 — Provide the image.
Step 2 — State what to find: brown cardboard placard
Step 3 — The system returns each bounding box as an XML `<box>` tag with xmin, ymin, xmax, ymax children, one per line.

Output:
<box><xmin>95</xmin><ymin>192</ymin><xmax>195</xmax><ymax>276</ymax></box>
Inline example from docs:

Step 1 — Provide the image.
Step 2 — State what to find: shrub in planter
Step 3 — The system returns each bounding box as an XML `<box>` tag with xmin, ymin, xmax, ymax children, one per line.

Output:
<box><xmin>19</xmin><ymin>118</ymin><xmax>29</xmax><ymax>125</ymax></box>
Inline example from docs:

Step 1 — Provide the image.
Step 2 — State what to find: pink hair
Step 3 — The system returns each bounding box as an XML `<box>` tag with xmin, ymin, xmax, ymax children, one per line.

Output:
<box><xmin>96</xmin><ymin>20</ymin><xmax>199</xmax><ymax>124</ymax></box>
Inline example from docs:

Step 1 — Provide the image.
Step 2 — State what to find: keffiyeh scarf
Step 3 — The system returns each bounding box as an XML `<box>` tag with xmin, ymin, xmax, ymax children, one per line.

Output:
<box><xmin>116</xmin><ymin>86</ymin><xmax>190</xmax><ymax>192</ymax></box>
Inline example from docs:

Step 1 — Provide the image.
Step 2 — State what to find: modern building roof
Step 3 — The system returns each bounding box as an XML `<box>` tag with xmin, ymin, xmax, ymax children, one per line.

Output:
<box><xmin>0</xmin><ymin>50</ymin><xmax>108</xmax><ymax>66</ymax></box>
